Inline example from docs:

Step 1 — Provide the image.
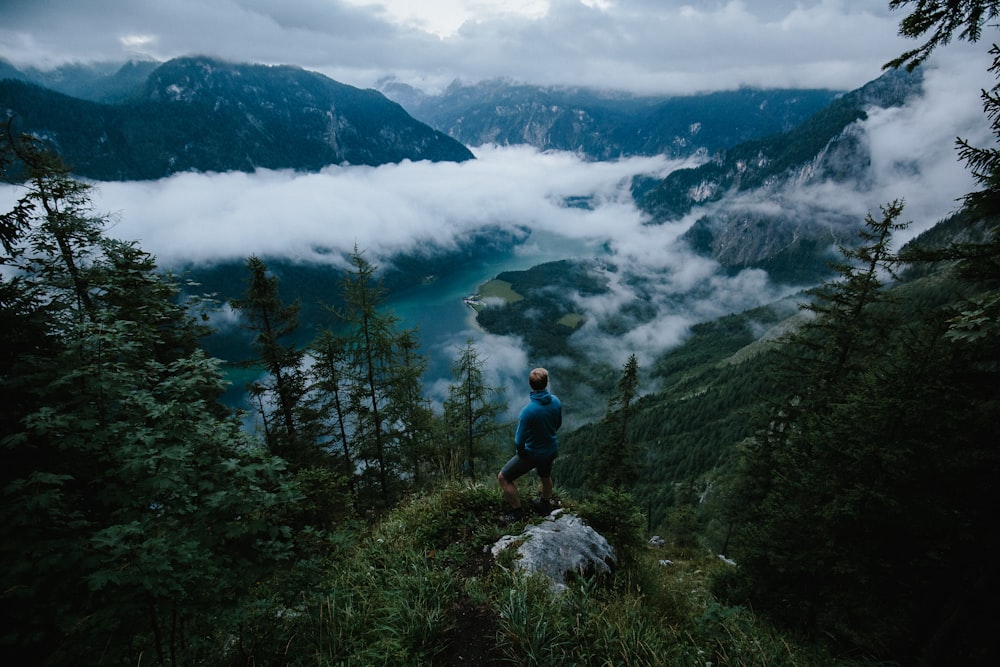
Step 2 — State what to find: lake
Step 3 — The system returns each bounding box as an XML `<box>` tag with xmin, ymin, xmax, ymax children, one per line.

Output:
<box><xmin>385</xmin><ymin>229</ymin><xmax>602</xmax><ymax>401</ymax></box>
<box><xmin>220</xmin><ymin>229</ymin><xmax>602</xmax><ymax>412</ymax></box>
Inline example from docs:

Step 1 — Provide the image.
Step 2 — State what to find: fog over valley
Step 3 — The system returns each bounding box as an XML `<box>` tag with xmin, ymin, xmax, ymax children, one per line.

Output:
<box><xmin>4</xmin><ymin>3</ymin><xmax>1000</xmax><ymax>662</ymax></box>
<box><xmin>0</xmin><ymin>49</ymin><xmax>988</xmax><ymax>415</ymax></box>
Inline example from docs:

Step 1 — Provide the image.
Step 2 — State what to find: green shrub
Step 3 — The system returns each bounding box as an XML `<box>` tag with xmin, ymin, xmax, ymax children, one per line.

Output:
<box><xmin>576</xmin><ymin>487</ymin><xmax>646</xmax><ymax>566</ymax></box>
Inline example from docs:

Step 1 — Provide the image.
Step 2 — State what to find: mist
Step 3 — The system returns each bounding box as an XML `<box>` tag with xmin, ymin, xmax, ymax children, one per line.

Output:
<box><xmin>0</xmin><ymin>51</ymin><xmax>991</xmax><ymax>418</ymax></box>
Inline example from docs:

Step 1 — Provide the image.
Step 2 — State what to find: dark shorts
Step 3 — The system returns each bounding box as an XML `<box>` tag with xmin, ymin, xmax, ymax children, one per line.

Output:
<box><xmin>500</xmin><ymin>450</ymin><xmax>556</xmax><ymax>483</ymax></box>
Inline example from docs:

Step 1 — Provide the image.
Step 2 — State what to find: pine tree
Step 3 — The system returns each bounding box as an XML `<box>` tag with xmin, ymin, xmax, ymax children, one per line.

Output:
<box><xmin>718</xmin><ymin>201</ymin><xmax>1000</xmax><ymax>661</ymax></box>
<box><xmin>442</xmin><ymin>340</ymin><xmax>506</xmax><ymax>481</ymax></box>
<box><xmin>387</xmin><ymin>328</ymin><xmax>437</xmax><ymax>486</ymax></box>
<box><xmin>591</xmin><ymin>353</ymin><xmax>641</xmax><ymax>490</ymax></box>
<box><xmin>789</xmin><ymin>199</ymin><xmax>908</xmax><ymax>388</ymax></box>
<box><xmin>306</xmin><ymin>327</ymin><xmax>358</xmax><ymax>497</ymax></box>
<box><xmin>940</xmin><ymin>45</ymin><xmax>1000</xmax><ymax>346</ymax></box>
<box><xmin>231</xmin><ymin>255</ymin><xmax>307</xmax><ymax>459</ymax></box>
<box><xmin>336</xmin><ymin>246</ymin><xmax>400</xmax><ymax>508</ymax></box>
<box><xmin>886</xmin><ymin>0</ymin><xmax>1000</xmax><ymax>70</ymax></box>
<box><xmin>0</xmin><ymin>137</ymin><xmax>298</xmax><ymax>665</ymax></box>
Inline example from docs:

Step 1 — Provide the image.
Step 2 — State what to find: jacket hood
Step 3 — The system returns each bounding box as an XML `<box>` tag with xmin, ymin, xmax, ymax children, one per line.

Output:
<box><xmin>531</xmin><ymin>389</ymin><xmax>553</xmax><ymax>405</ymax></box>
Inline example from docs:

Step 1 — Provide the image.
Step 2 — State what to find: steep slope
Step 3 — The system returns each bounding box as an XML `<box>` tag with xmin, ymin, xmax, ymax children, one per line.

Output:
<box><xmin>381</xmin><ymin>78</ymin><xmax>841</xmax><ymax>159</ymax></box>
<box><xmin>636</xmin><ymin>67</ymin><xmax>923</xmax><ymax>282</ymax></box>
<box><xmin>0</xmin><ymin>56</ymin><xmax>473</xmax><ymax>180</ymax></box>
<box><xmin>2</xmin><ymin>58</ymin><xmax>159</xmax><ymax>103</ymax></box>
<box><xmin>558</xmin><ymin>202</ymin><xmax>984</xmax><ymax>531</ymax></box>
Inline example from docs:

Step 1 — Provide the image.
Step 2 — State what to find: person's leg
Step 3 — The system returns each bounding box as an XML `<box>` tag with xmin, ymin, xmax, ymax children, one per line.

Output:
<box><xmin>499</xmin><ymin>454</ymin><xmax>533</xmax><ymax>512</ymax></box>
<box><xmin>539</xmin><ymin>475</ymin><xmax>553</xmax><ymax>502</ymax></box>
<box><xmin>498</xmin><ymin>471</ymin><xmax>522</xmax><ymax>510</ymax></box>
<box><xmin>537</xmin><ymin>455</ymin><xmax>555</xmax><ymax>502</ymax></box>
<box><xmin>530</xmin><ymin>456</ymin><xmax>556</xmax><ymax>515</ymax></box>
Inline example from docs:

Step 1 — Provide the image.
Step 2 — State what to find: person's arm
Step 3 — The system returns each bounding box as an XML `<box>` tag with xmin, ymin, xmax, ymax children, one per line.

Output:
<box><xmin>514</xmin><ymin>408</ymin><xmax>527</xmax><ymax>454</ymax></box>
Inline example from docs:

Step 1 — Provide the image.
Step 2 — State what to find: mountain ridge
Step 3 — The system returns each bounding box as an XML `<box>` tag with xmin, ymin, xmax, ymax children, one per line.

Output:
<box><xmin>634</xmin><ymin>66</ymin><xmax>925</xmax><ymax>282</ymax></box>
<box><xmin>380</xmin><ymin>77</ymin><xmax>842</xmax><ymax>160</ymax></box>
<box><xmin>0</xmin><ymin>56</ymin><xmax>473</xmax><ymax>180</ymax></box>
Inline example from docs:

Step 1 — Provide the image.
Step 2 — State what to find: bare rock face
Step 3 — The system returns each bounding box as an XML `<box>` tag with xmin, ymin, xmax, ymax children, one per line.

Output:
<box><xmin>490</xmin><ymin>510</ymin><xmax>615</xmax><ymax>591</ymax></box>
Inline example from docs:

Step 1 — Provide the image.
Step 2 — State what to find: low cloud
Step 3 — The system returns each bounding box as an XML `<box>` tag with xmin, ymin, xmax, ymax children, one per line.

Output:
<box><xmin>424</xmin><ymin>331</ymin><xmax>531</xmax><ymax>421</ymax></box>
<box><xmin>0</xmin><ymin>51</ymin><xmax>991</xmax><ymax>404</ymax></box>
<box><xmin>82</xmin><ymin>146</ymin><xmax>688</xmax><ymax>270</ymax></box>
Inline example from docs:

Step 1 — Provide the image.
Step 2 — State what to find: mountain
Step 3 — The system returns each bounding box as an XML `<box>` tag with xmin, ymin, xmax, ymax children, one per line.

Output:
<box><xmin>0</xmin><ymin>58</ymin><xmax>160</xmax><ymax>103</ymax></box>
<box><xmin>460</xmin><ymin>68</ymin><xmax>931</xmax><ymax>421</ymax></box>
<box><xmin>0</xmin><ymin>59</ymin><xmax>29</xmax><ymax>84</ymax></box>
<box><xmin>635</xmin><ymin>66</ymin><xmax>924</xmax><ymax>282</ymax></box>
<box><xmin>380</xmin><ymin>78</ymin><xmax>841</xmax><ymax>159</ymax></box>
<box><xmin>0</xmin><ymin>56</ymin><xmax>473</xmax><ymax>180</ymax></box>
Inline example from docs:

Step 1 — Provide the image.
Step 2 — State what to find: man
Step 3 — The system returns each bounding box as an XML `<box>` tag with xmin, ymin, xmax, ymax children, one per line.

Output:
<box><xmin>498</xmin><ymin>367</ymin><xmax>562</xmax><ymax>521</ymax></box>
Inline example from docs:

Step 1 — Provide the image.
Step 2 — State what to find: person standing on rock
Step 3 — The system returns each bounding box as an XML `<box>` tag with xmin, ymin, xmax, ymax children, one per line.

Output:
<box><xmin>498</xmin><ymin>367</ymin><xmax>562</xmax><ymax>521</ymax></box>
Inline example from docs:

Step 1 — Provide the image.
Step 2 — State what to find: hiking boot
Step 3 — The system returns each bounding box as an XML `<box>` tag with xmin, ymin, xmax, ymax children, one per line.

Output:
<box><xmin>531</xmin><ymin>497</ymin><xmax>553</xmax><ymax>516</ymax></box>
<box><xmin>502</xmin><ymin>507</ymin><xmax>527</xmax><ymax>524</ymax></box>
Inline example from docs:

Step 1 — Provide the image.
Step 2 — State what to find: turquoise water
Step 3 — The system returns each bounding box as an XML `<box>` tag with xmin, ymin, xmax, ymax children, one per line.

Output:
<box><xmin>386</xmin><ymin>230</ymin><xmax>601</xmax><ymax>387</ymax></box>
<box><xmin>218</xmin><ymin>229</ymin><xmax>601</xmax><ymax>409</ymax></box>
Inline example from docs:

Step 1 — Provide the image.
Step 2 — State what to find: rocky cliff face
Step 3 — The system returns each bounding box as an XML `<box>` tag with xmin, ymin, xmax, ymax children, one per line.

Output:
<box><xmin>640</xmin><ymin>67</ymin><xmax>925</xmax><ymax>282</ymax></box>
<box><xmin>382</xmin><ymin>78</ymin><xmax>841</xmax><ymax>160</ymax></box>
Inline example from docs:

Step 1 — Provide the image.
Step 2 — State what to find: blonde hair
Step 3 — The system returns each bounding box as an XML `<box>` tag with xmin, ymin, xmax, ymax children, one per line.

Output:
<box><xmin>529</xmin><ymin>367</ymin><xmax>549</xmax><ymax>390</ymax></box>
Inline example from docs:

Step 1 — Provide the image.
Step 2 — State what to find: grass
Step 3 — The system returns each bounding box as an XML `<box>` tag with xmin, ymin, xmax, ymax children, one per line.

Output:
<box><xmin>478</xmin><ymin>279</ymin><xmax>524</xmax><ymax>303</ymax></box>
<box><xmin>223</xmin><ymin>482</ymin><xmax>887</xmax><ymax>666</ymax></box>
<box><xmin>557</xmin><ymin>313</ymin><xmax>585</xmax><ymax>328</ymax></box>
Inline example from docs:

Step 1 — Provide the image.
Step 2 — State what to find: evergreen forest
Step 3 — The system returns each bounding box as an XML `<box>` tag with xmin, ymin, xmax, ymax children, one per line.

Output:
<box><xmin>2</xmin><ymin>2</ymin><xmax>999</xmax><ymax>665</ymax></box>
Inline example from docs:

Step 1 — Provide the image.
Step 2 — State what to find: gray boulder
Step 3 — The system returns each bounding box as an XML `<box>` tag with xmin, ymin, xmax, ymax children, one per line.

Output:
<box><xmin>490</xmin><ymin>510</ymin><xmax>615</xmax><ymax>591</ymax></box>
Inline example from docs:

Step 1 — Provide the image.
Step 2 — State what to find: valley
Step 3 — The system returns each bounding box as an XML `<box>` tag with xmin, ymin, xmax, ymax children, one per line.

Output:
<box><xmin>3</xmin><ymin>21</ymin><xmax>998</xmax><ymax>663</ymax></box>
<box><xmin>0</xmin><ymin>54</ymin><xmax>981</xmax><ymax>423</ymax></box>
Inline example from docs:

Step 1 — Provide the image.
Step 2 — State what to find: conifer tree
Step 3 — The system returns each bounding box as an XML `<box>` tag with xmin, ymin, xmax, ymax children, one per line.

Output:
<box><xmin>591</xmin><ymin>353</ymin><xmax>640</xmax><ymax>490</ymax></box>
<box><xmin>718</xmin><ymin>200</ymin><xmax>1000</xmax><ymax>661</ymax></box>
<box><xmin>722</xmin><ymin>202</ymin><xmax>907</xmax><ymax>574</ymax></box>
<box><xmin>886</xmin><ymin>0</ymin><xmax>1000</xmax><ymax>70</ymax></box>
<box><xmin>0</xmin><ymin>136</ymin><xmax>297</xmax><ymax>665</ymax></box>
<box><xmin>387</xmin><ymin>328</ymin><xmax>437</xmax><ymax>486</ymax></box>
<box><xmin>232</xmin><ymin>255</ymin><xmax>307</xmax><ymax>459</ymax></box>
<box><xmin>337</xmin><ymin>246</ymin><xmax>401</xmax><ymax>508</ymax></box>
<box><xmin>443</xmin><ymin>340</ymin><xmax>506</xmax><ymax>481</ymax></box>
<box><xmin>307</xmin><ymin>327</ymin><xmax>358</xmax><ymax>495</ymax></box>
<box><xmin>936</xmin><ymin>45</ymin><xmax>1000</xmax><ymax>344</ymax></box>
<box><xmin>788</xmin><ymin>199</ymin><xmax>908</xmax><ymax>388</ymax></box>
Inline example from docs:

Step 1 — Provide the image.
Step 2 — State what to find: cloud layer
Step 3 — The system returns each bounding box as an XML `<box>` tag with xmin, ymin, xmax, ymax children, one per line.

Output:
<box><xmin>60</xmin><ymin>48</ymin><xmax>987</xmax><ymax>275</ymax></box>
<box><xmin>0</xmin><ymin>44</ymin><xmax>992</xmax><ymax>419</ymax></box>
<box><xmin>84</xmin><ymin>147</ymin><xmax>687</xmax><ymax>268</ymax></box>
<box><xmin>1</xmin><ymin>0</ymin><xmax>968</xmax><ymax>95</ymax></box>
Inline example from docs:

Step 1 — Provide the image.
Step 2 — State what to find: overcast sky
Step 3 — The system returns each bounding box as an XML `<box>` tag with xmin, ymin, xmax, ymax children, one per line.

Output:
<box><xmin>0</xmin><ymin>0</ymin><xmax>964</xmax><ymax>95</ymax></box>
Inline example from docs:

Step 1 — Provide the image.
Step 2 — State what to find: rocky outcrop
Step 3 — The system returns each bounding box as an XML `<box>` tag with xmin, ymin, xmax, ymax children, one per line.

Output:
<box><xmin>490</xmin><ymin>510</ymin><xmax>615</xmax><ymax>591</ymax></box>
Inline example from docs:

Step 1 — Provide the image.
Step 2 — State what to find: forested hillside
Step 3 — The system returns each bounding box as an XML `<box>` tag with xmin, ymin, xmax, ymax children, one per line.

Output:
<box><xmin>0</xmin><ymin>56</ymin><xmax>473</xmax><ymax>180</ymax></box>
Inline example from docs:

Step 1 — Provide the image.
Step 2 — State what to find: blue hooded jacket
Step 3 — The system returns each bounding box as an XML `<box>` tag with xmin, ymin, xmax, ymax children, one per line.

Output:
<box><xmin>514</xmin><ymin>389</ymin><xmax>562</xmax><ymax>458</ymax></box>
